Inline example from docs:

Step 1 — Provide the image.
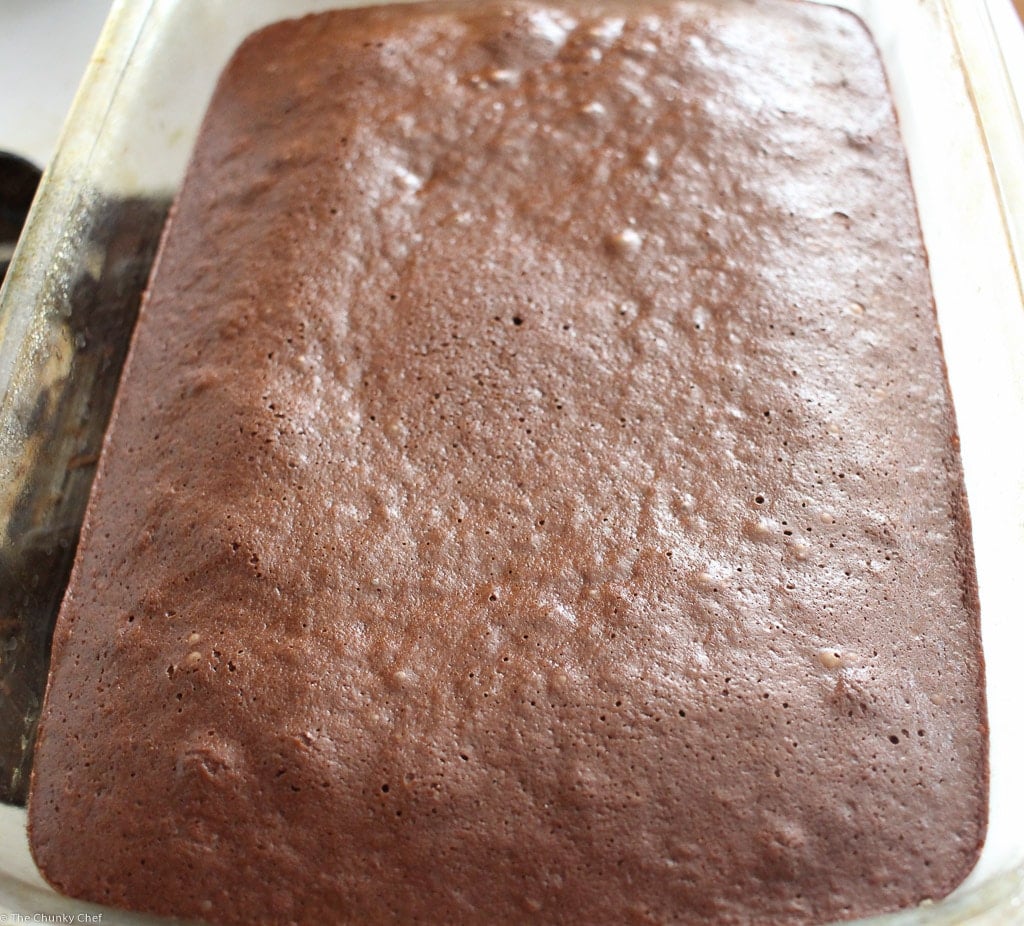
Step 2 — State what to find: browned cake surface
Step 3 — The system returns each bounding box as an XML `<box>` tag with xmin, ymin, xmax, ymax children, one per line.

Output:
<box><xmin>28</xmin><ymin>1</ymin><xmax>987</xmax><ymax>923</ymax></box>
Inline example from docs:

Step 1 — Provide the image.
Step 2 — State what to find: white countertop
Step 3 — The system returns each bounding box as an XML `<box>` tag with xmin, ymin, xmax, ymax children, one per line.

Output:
<box><xmin>0</xmin><ymin>0</ymin><xmax>112</xmax><ymax>167</ymax></box>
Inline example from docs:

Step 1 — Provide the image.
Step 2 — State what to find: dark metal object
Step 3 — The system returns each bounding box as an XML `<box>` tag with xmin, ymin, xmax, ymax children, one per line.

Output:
<box><xmin>0</xmin><ymin>193</ymin><xmax>171</xmax><ymax>805</ymax></box>
<box><xmin>0</xmin><ymin>152</ymin><xmax>42</xmax><ymax>283</ymax></box>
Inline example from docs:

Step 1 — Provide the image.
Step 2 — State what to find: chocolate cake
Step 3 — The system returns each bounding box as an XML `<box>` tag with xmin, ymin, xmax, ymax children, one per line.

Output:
<box><xmin>28</xmin><ymin>1</ymin><xmax>988</xmax><ymax>923</ymax></box>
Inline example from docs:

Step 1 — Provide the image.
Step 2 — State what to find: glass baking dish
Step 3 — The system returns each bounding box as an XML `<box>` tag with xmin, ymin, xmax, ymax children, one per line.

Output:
<box><xmin>1</xmin><ymin>0</ymin><xmax>1022</xmax><ymax>922</ymax></box>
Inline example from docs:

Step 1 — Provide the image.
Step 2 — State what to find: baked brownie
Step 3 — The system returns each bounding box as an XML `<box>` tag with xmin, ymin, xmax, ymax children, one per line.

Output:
<box><xmin>28</xmin><ymin>1</ymin><xmax>988</xmax><ymax>923</ymax></box>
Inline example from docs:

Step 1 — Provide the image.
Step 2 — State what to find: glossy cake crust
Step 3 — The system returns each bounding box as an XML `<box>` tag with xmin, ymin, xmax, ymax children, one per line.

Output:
<box><xmin>29</xmin><ymin>1</ymin><xmax>987</xmax><ymax>923</ymax></box>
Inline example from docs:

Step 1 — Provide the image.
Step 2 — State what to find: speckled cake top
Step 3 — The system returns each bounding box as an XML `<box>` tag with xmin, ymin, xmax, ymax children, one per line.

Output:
<box><xmin>29</xmin><ymin>2</ymin><xmax>987</xmax><ymax>924</ymax></box>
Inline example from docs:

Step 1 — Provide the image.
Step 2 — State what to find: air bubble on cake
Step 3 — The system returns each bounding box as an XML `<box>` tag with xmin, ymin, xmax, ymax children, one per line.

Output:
<box><xmin>589</xmin><ymin>17</ymin><xmax>625</xmax><ymax>43</ymax></box>
<box><xmin>744</xmin><ymin>518</ymin><xmax>775</xmax><ymax>542</ymax></box>
<box><xmin>630</xmin><ymin>39</ymin><xmax>658</xmax><ymax>57</ymax></box>
<box><xmin>671</xmin><ymin>492</ymin><xmax>697</xmax><ymax>517</ymax></box>
<box><xmin>469</xmin><ymin>68</ymin><xmax>519</xmax><ymax>88</ymax></box>
<box><xmin>817</xmin><ymin>648</ymin><xmax>843</xmax><ymax>669</ymax></box>
<box><xmin>391</xmin><ymin>669</ymin><xmax>415</xmax><ymax>689</ymax></box>
<box><xmin>618</xmin><ymin>72</ymin><xmax>657</xmax><ymax>109</ymax></box>
<box><xmin>640</xmin><ymin>148</ymin><xmax>661</xmax><ymax>172</ymax></box>
<box><xmin>527</xmin><ymin>8</ymin><xmax>573</xmax><ymax>48</ymax></box>
<box><xmin>607</xmin><ymin>227</ymin><xmax>642</xmax><ymax>255</ymax></box>
<box><xmin>788</xmin><ymin>541</ymin><xmax>812</xmax><ymax>562</ymax></box>
<box><xmin>695</xmin><ymin>570</ymin><xmax>719</xmax><ymax>590</ymax></box>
